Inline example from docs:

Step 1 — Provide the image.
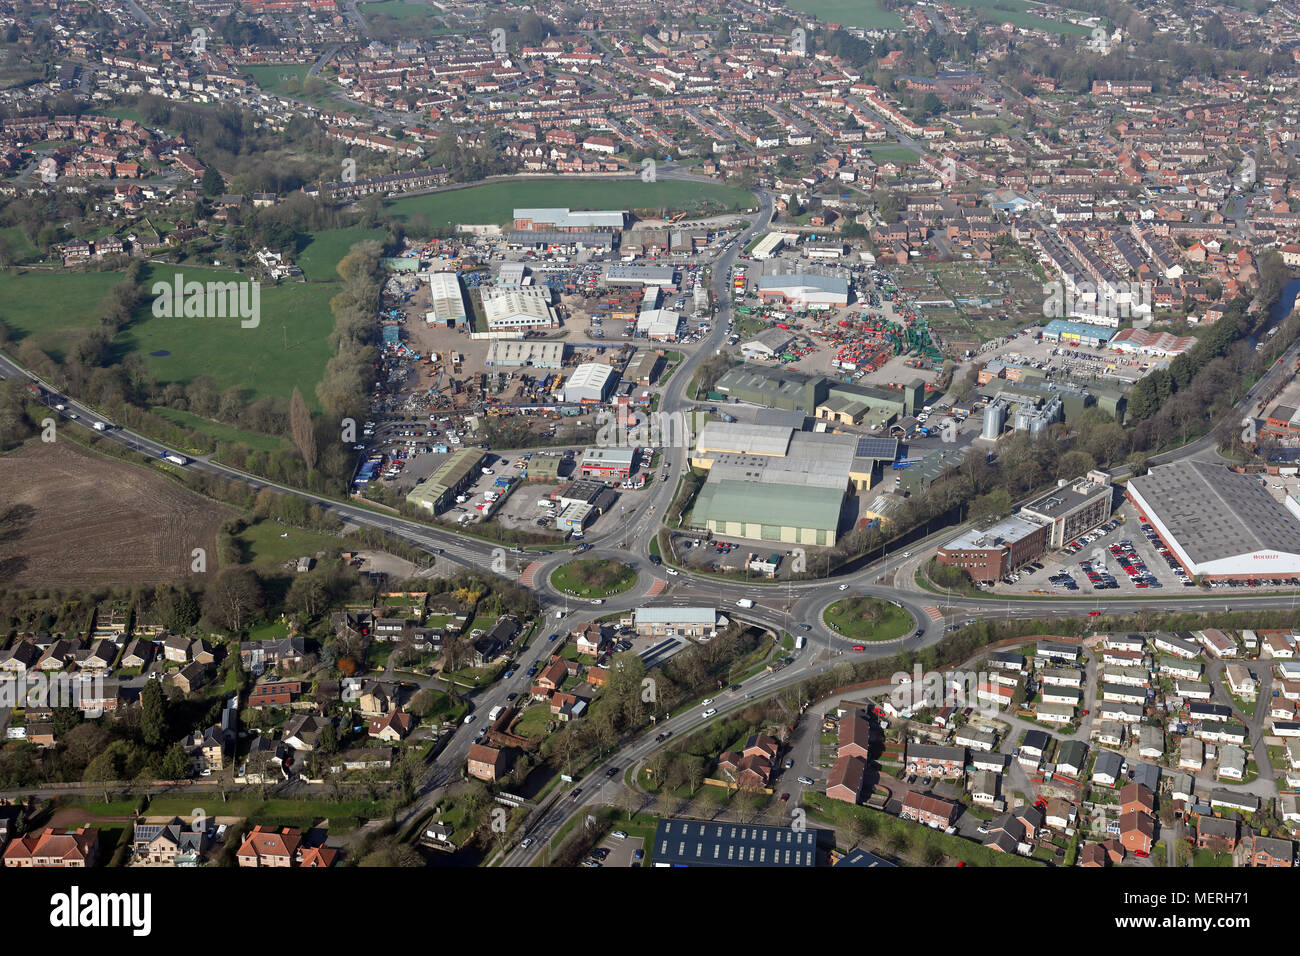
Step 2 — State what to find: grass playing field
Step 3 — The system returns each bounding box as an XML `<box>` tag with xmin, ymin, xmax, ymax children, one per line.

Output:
<box><xmin>784</xmin><ymin>0</ymin><xmax>902</xmax><ymax>28</ymax></box>
<box><xmin>385</xmin><ymin>178</ymin><xmax>756</xmax><ymax>229</ymax></box>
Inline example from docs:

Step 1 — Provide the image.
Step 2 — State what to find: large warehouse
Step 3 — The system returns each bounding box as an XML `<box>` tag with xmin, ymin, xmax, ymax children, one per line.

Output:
<box><xmin>406</xmin><ymin>448</ymin><xmax>487</xmax><ymax>513</ymax></box>
<box><xmin>714</xmin><ymin>366</ymin><xmax>829</xmax><ymax>412</ymax></box>
<box><xmin>758</xmin><ymin>272</ymin><xmax>850</xmax><ymax>310</ymax></box>
<box><xmin>563</xmin><ymin>362</ymin><xmax>617</xmax><ymax>403</ymax></box>
<box><xmin>480</xmin><ymin>289</ymin><xmax>558</xmax><ymax>332</ymax></box>
<box><xmin>1127</xmin><ymin>461</ymin><xmax>1300</xmax><ymax>580</ymax></box>
<box><xmin>688</xmin><ymin>422</ymin><xmax>893</xmax><ymax>546</ymax></box>
<box><xmin>425</xmin><ymin>272</ymin><xmax>468</xmax><ymax>326</ymax></box>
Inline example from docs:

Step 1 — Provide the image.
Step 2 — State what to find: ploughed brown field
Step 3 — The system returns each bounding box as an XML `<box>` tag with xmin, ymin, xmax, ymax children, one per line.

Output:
<box><xmin>0</xmin><ymin>440</ymin><xmax>234</xmax><ymax>587</ymax></box>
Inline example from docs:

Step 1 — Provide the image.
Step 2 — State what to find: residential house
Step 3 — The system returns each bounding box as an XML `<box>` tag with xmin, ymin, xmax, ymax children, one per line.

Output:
<box><xmin>826</xmin><ymin>755</ymin><xmax>869</xmax><ymax>804</ymax></box>
<box><xmin>1244</xmin><ymin>834</ymin><xmax>1293</xmax><ymax>867</ymax></box>
<box><xmin>899</xmin><ymin>791</ymin><xmax>959</xmax><ymax>829</ymax></box>
<box><xmin>906</xmin><ymin>743</ymin><xmax>965</xmax><ymax>778</ymax></box>
<box><xmin>1196</xmin><ymin>815</ymin><xmax>1238</xmax><ymax>853</ymax></box>
<box><xmin>368</xmin><ymin>711</ymin><xmax>415</xmax><ymax>742</ymax></box>
<box><xmin>171</xmin><ymin>660</ymin><xmax>209</xmax><ymax>694</ymax></box>
<box><xmin>3</xmin><ymin>827</ymin><xmax>99</xmax><ymax>867</ymax></box>
<box><xmin>1119</xmin><ymin>811</ymin><xmax>1155</xmax><ymax>856</ymax></box>
<box><xmin>236</xmin><ymin>826</ymin><xmax>302</xmax><ymax>867</ymax></box>
<box><xmin>467</xmin><ymin>743</ymin><xmax>510</xmax><ymax>782</ymax></box>
<box><xmin>837</xmin><ymin>709</ymin><xmax>872</xmax><ymax>759</ymax></box>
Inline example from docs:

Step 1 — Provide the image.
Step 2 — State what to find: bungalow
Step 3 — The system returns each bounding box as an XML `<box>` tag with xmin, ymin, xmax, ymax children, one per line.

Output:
<box><xmin>1197</xmin><ymin>629</ymin><xmax>1236</xmax><ymax>658</ymax></box>
<box><xmin>120</xmin><ymin>639</ymin><xmax>153</xmax><ymax>669</ymax></box>
<box><xmin>1036</xmin><ymin>701</ymin><xmax>1076</xmax><ymax>725</ymax></box>
<box><xmin>1189</xmin><ymin>702</ymin><xmax>1233</xmax><ymax>723</ymax></box>
<box><xmin>1101</xmin><ymin>682</ymin><xmax>1146</xmax><ymax>705</ymax></box>
<box><xmin>1198</xmin><ymin>722</ymin><xmax>1249</xmax><ymax>746</ymax></box>
<box><xmin>1137</xmin><ymin>726</ymin><xmax>1164</xmax><ymax>760</ymax></box>
<box><xmin>969</xmin><ymin>769</ymin><xmax>1002</xmax><ymax>809</ymax></box>
<box><xmin>972</xmin><ymin>752</ymin><xmax>1009</xmax><ymax>773</ymax></box>
<box><xmin>1099</xmin><ymin>702</ymin><xmax>1144</xmax><ymax>723</ymax></box>
<box><xmin>1045</xmin><ymin>797</ymin><xmax>1075</xmax><ymax>831</ymax></box>
<box><xmin>1093</xmin><ymin>750</ymin><xmax>1126</xmax><ymax>787</ymax></box>
<box><xmin>1209</xmin><ymin>789</ymin><xmax>1259</xmax><ymax>814</ymax></box>
<box><xmin>1217</xmin><ymin>743</ymin><xmax>1247</xmax><ymax>781</ymax></box>
<box><xmin>1224</xmin><ymin>664</ymin><xmax>1256</xmax><ymax>699</ymax></box>
<box><xmin>953</xmin><ymin>726</ymin><xmax>996</xmax><ymax>752</ymax></box>
<box><xmin>1056</xmin><ymin>740</ymin><xmax>1089</xmax><ymax>778</ymax></box>
<box><xmin>1102</xmin><ymin>665</ymin><xmax>1149</xmax><ymax>688</ymax></box>
<box><xmin>1158</xmin><ymin>656</ymin><xmax>1203</xmax><ymax>680</ymax></box>
<box><xmin>1175</xmin><ymin>679</ymin><xmax>1213</xmax><ymax>701</ymax></box>
<box><xmin>1152</xmin><ymin>632</ymin><xmax>1200</xmax><ymax>659</ymax></box>
<box><xmin>1104</xmin><ymin>633</ymin><xmax>1146</xmax><ymax>653</ymax></box>
<box><xmin>1019</xmin><ymin>730</ymin><xmax>1051</xmax><ymax>763</ymax></box>
<box><xmin>1179</xmin><ymin>737</ymin><xmax>1205</xmax><ymax>771</ymax></box>
<box><xmin>1095</xmin><ymin>721</ymin><xmax>1125</xmax><ymax>747</ymax></box>
<box><xmin>1041</xmin><ymin>668</ymin><xmax>1085</xmax><ymax>688</ymax></box>
<box><xmin>1036</xmin><ymin>641</ymin><xmax>1078</xmax><ymax>664</ymax></box>
<box><xmin>1041</xmin><ymin>687</ymin><xmax>1083</xmax><ymax>707</ymax></box>
<box><xmin>1262</xmin><ymin>632</ymin><xmax>1295</xmax><ymax>659</ymax></box>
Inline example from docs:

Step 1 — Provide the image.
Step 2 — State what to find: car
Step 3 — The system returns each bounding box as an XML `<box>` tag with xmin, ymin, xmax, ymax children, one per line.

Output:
<box><xmin>702</xmin><ymin>708</ymin><xmax>717</xmax><ymax>718</ymax></box>
<box><xmin>902</xmin><ymin>551</ymin><xmax>911</xmax><ymax>558</ymax></box>
<box><xmin>463</xmin><ymin>714</ymin><xmax>475</xmax><ymax>724</ymax></box>
<box><xmin>519</xmin><ymin>837</ymin><xmax>534</xmax><ymax>850</ymax></box>
<box><xmin>611</xmin><ymin>830</ymin><xmax>629</xmax><ymax>840</ymax></box>
<box><xmin>665</xmin><ymin>567</ymin><xmax>679</xmax><ymax>575</ymax></box>
<box><xmin>779</xmin><ymin>792</ymin><xmax>790</xmax><ymax>803</ymax></box>
<box><xmin>797</xmin><ymin>775</ymin><xmax>814</xmax><ymax>786</ymax></box>
<box><xmin>784</xmin><ymin>758</ymin><xmax>794</xmax><ymax>769</ymax></box>
<box><xmin>605</xmin><ymin>766</ymin><xmax>619</xmax><ymax>777</ymax></box>
<box><xmin>633</xmin><ymin>849</ymin><xmax>645</xmax><ymax>861</ymax></box>
<box><xmin>1088</xmin><ymin>610</ymin><xmax>1101</xmax><ymax>617</ymax></box>
<box><xmin>590</xmin><ymin>599</ymin><xmax>604</xmax><ymax>605</ymax></box>
<box><xmin>838</xmin><ymin>583</ymin><xmax>850</xmax><ymax>590</ymax></box>
<box><xmin>547</xmin><ymin>633</ymin><xmax>558</xmax><ymax>642</ymax></box>
<box><xmin>199</xmin><ymin>768</ymin><xmax>212</xmax><ymax>777</ymax></box>
<box><xmin>591</xmin><ymin>847</ymin><xmax>610</xmax><ymax>861</ymax></box>
<box><xmin>570</xmin><ymin>788</ymin><xmax>583</xmax><ymax>800</ymax></box>
<box><xmin>506</xmin><ymin>692</ymin><xmax>518</xmax><ymax>701</ymax></box>
<box><xmin>852</xmin><ymin>644</ymin><xmax>867</xmax><ymax>651</ymax></box>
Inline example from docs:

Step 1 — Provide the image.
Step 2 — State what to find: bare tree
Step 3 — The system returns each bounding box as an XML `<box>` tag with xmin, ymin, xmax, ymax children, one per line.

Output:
<box><xmin>290</xmin><ymin>386</ymin><xmax>318</xmax><ymax>471</ymax></box>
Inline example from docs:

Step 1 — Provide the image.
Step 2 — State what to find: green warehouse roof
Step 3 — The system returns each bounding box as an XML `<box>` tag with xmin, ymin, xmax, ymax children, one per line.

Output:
<box><xmin>693</xmin><ymin>479</ymin><xmax>843</xmax><ymax>533</ymax></box>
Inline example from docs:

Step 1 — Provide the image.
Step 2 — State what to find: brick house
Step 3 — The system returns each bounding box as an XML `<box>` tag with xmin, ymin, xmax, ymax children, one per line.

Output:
<box><xmin>236</xmin><ymin>826</ymin><xmax>302</xmax><ymax>867</ymax></box>
<box><xmin>4</xmin><ymin>827</ymin><xmax>99</xmax><ymax>867</ymax></box>
<box><xmin>900</xmin><ymin>791</ymin><xmax>959</xmax><ymax>828</ymax></box>
<box><xmin>467</xmin><ymin>743</ymin><xmax>510</xmax><ymax>782</ymax></box>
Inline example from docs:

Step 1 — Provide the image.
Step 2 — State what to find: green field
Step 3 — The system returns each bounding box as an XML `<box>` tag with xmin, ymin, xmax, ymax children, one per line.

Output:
<box><xmin>297</xmin><ymin>226</ymin><xmax>390</xmax><ymax>282</ymax></box>
<box><xmin>359</xmin><ymin>0</ymin><xmax>440</xmax><ymax>22</ymax></box>
<box><xmin>152</xmin><ymin>406</ymin><xmax>289</xmax><ymax>452</ymax></box>
<box><xmin>0</xmin><ymin>270</ymin><xmax>126</xmax><ymax>358</ymax></box>
<box><xmin>239</xmin><ymin>64</ymin><xmax>367</xmax><ymax>115</ymax></box>
<box><xmin>786</xmin><ymin>0</ymin><xmax>902</xmax><ymax>28</ymax></box>
<box><xmin>823</xmin><ymin>597</ymin><xmax>912</xmax><ymax>642</ymax></box>
<box><xmin>385</xmin><ymin>178</ymin><xmax>756</xmax><ymax>230</ymax></box>
<box><xmin>235</xmin><ymin>519</ymin><xmax>346</xmax><ymax>570</ymax></box>
<box><xmin>0</xmin><ymin>264</ymin><xmax>339</xmax><ymax>407</ymax></box>
<box><xmin>913</xmin><ymin>0</ymin><xmax>1091</xmax><ymax>35</ymax></box>
<box><xmin>869</xmin><ymin>146</ymin><xmax>921</xmax><ymax>165</ymax></box>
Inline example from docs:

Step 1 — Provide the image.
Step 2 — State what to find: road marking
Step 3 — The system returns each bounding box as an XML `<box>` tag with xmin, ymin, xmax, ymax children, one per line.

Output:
<box><xmin>646</xmin><ymin>578</ymin><xmax>667</xmax><ymax>596</ymax></box>
<box><xmin>922</xmin><ymin>605</ymin><xmax>943</xmax><ymax>621</ymax></box>
<box><xmin>519</xmin><ymin>561</ymin><xmax>543</xmax><ymax>587</ymax></box>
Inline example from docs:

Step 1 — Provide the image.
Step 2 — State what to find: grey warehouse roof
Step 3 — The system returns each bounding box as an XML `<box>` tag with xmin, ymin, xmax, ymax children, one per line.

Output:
<box><xmin>1128</xmin><ymin>461</ymin><xmax>1300</xmax><ymax>564</ymax></box>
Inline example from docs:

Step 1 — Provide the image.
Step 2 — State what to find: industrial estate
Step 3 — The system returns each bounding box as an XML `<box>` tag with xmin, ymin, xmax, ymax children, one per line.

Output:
<box><xmin>1</xmin><ymin>0</ymin><xmax>1300</xmax><ymax>917</ymax></box>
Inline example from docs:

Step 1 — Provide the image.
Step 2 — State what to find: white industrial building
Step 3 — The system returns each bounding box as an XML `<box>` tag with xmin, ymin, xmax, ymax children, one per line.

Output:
<box><xmin>480</xmin><ymin>288</ymin><xmax>558</xmax><ymax>331</ymax></box>
<box><xmin>751</xmin><ymin>232</ymin><xmax>796</xmax><ymax>260</ymax></box>
<box><xmin>563</xmin><ymin>362</ymin><xmax>617</xmax><ymax>403</ymax></box>
<box><xmin>425</xmin><ymin>272</ymin><xmax>468</xmax><ymax>326</ymax></box>
<box><xmin>1127</xmin><ymin>461</ymin><xmax>1300</xmax><ymax>580</ymax></box>
<box><xmin>757</xmin><ymin>272</ymin><xmax>850</xmax><ymax>310</ymax></box>
<box><xmin>636</xmin><ymin>308</ymin><xmax>681</xmax><ymax>341</ymax></box>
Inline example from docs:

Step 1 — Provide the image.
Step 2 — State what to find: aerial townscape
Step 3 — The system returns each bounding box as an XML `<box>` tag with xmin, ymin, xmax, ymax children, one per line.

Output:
<box><xmin>1</xmin><ymin>0</ymin><xmax>1300</xmax><ymax>911</ymax></box>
